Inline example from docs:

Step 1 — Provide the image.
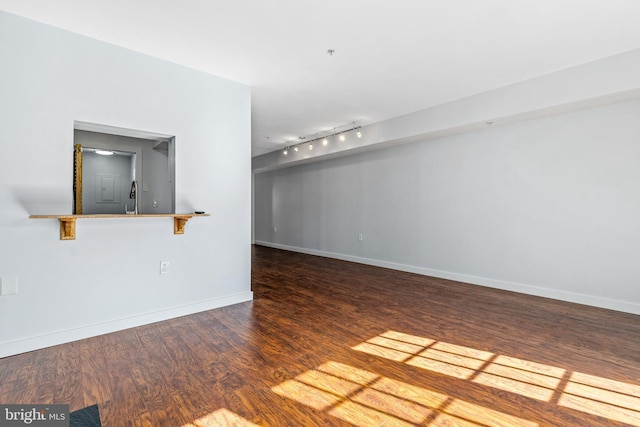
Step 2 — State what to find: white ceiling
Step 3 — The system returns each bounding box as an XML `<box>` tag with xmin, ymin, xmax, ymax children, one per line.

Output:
<box><xmin>3</xmin><ymin>0</ymin><xmax>640</xmax><ymax>156</ymax></box>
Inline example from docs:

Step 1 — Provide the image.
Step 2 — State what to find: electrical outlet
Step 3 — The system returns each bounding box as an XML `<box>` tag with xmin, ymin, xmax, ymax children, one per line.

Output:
<box><xmin>1</xmin><ymin>277</ymin><xmax>18</xmax><ymax>295</ymax></box>
<box><xmin>273</xmin><ymin>226</ymin><xmax>277</xmax><ymax>232</ymax></box>
<box><xmin>160</xmin><ymin>261</ymin><xmax>170</xmax><ymax>274</ymax></box>
<box><xmin>358</xmin><ymin>233</ymin><xmax>364</xmax><ymax>241</ymax></box>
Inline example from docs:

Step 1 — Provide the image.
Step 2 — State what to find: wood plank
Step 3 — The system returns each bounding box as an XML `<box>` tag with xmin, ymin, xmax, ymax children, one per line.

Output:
<box><xmin>29</xmin><ymin>213</ymin><xmax>210</xmax><ymax>219</ymax></box>
<box><xmin>78</xmin><ymin>337</ymin><xmax>113</xmax><ymax>406</ymax></box>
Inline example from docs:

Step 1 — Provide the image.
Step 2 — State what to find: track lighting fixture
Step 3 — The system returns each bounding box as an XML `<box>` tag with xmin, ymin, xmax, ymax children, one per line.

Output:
<box><xmin>281</xmin><ymin>122</ymin><xmax>363</xmax><ymax>156</ymax></box>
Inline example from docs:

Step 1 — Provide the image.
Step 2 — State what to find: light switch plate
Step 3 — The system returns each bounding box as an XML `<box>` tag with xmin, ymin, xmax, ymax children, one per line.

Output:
<box><xmin>1</xmin><ymin>277</ymin><xmax>18</xmax><ymax>295</ymax></box>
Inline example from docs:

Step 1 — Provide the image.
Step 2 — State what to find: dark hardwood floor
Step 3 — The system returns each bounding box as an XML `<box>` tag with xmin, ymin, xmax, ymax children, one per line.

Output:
<box><xmin>1</xmin><ymin>245</ymin><xmax>640</xmax><ymax>426</ymax></box>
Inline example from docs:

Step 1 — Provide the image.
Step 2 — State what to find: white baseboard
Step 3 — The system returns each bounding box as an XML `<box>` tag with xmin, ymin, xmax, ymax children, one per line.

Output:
<box><xmin>255</xmin><ymin>241</ymin><xmax>640</xmax><ymax>316</ymax></box>
<box><xmin>0</xmin><ymin>291</ymin><xmax>253</xmax><ymax>358</ymax></box>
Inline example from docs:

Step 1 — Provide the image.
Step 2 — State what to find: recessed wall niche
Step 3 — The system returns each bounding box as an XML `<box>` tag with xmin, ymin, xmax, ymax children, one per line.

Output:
<box><xmin>73</xmin><ymin>121</ymin><xmax>175</xmax><ymax>215</ymax></box>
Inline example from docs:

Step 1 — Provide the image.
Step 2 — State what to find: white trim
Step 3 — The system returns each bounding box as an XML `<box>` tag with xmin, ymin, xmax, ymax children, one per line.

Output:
<box><xmin>254</xmin><ymin>241</ymin><xmax>640</xmax><ymax>316</ymax></box>
<box><xmin>0</xmin><ymin>291</ymin><xmax>253</xmax><ymax>358</ymax></box>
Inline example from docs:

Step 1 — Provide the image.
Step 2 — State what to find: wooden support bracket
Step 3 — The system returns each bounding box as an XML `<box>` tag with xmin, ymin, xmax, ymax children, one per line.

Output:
<box><xmin>59</xmin><ymin>217</ymin><xmax>77</xmax><ymax>240</ymax></box>
<box><xmin>173</xmin><ymin>215</ymin><xmax>193</xmax><ymax>234</ymax></box>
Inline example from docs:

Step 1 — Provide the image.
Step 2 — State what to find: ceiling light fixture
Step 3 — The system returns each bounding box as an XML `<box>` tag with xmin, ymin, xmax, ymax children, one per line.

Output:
<box><xmin>280</xmin><ymin>122</ymin><xmax>362</xmax><ymax>156</ymax></box>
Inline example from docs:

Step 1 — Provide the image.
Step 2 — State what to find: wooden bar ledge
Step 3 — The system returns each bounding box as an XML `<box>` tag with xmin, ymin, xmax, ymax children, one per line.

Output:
<box><xmin>29</xmin><ymin>213</ymin><xmax>210</xmax><ymax>240</ymax></box>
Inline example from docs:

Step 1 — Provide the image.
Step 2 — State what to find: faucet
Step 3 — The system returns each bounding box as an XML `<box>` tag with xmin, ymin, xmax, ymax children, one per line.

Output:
<box><xmin>127</xmin><ymin>180</ymin><xmax>138</xmax><ymax>214</ymax></box>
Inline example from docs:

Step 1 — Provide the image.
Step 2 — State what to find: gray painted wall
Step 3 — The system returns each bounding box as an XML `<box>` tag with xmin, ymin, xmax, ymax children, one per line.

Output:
<box><xmin>0</xmin><ymin>12</ymin><xmax>251</xmax><ymax>357</ymax></box>
<box><xmin>254</xmin><ymin>98</ymin><xmax>640</xmax><ymax>314</ymax></box>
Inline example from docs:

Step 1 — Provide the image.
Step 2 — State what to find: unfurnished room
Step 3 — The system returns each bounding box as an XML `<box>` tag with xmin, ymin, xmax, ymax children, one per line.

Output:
<box><xmin>1</xmin><ymin>1</ymin><xmax>640</xmax><ymax>426</ymax></box>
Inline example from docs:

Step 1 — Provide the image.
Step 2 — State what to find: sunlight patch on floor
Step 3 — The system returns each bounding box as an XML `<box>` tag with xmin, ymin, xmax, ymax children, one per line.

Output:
<box><xmin>472</xmin><ymin>355</ymin><xmax>564</xmax><ymax>401</ymax></box>
<box><xmin>352</xmin><ymin>341</ymin><xmax>414</xmax><ymax>362</ymax></box>
<box><xmin>353</xmin><ymin>330</ymin><xmax>640</xmax><ymax>425</ymax></box>
<box><xmin>408</xmin><ymin>345</ymin><xmax>490</xmax><ymax>380</ymax></box>
<box><xmin>558</xmin><ymin>371</ymin><xmax>640</xmax><ymax>426</ymax></box>
<box><xmin>272</xmin><ymin>360</ymin><xmax>537</xmax><ymax>427</ymax></box>
<box><xmin>182</xmin><ymin>408</ymin><xmax>259</xmax><ymax>427</ymax></box>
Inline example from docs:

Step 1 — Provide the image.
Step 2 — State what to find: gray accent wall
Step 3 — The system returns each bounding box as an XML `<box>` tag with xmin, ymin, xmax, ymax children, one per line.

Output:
<box><xmin>254</xmin><ymin>98</ymin><xmax>640</xmax><ymax>314</ymax></box>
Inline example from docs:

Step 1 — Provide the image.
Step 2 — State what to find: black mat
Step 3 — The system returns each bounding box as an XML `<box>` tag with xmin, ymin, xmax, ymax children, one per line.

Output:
<box><xmin>70</xmin><ymin>404</ymin><xmax>101</xmax><ymax>427</ymax></box>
